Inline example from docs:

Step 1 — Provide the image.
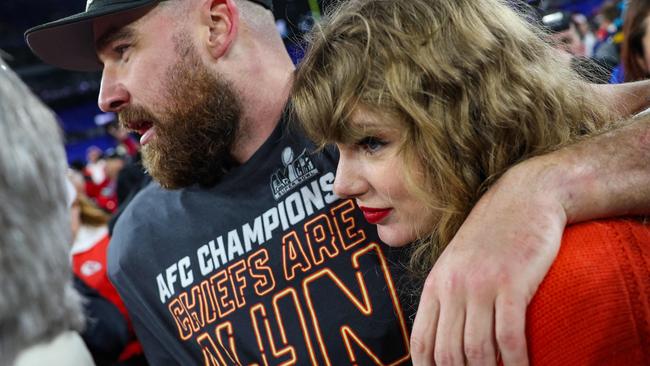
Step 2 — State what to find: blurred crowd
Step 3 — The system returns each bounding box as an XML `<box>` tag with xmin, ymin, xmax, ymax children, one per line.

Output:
<box><xmin>540</xmin><ymin>0</ymin><xmax>650</xmax><ymax>83</ymax></box>
<box><xmin>67</xmin><ymin>120</ymin><xmax>150</xmax><ymax>365</ymax></box>
<box><xmin>70</xmin><ymin>121</ymin><xmax>143</xmax><ymax>215</ymax></box>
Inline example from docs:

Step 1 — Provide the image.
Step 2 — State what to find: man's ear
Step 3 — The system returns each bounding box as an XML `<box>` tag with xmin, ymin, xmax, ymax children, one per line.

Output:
<box><xmin>201</xmin><ymin>0</ymin><xmax>239</xmax><ymax>59</ymax></box>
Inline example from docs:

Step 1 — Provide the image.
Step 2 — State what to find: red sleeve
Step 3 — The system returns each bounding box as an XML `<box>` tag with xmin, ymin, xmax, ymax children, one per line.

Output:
<box><xmin>524</xmin><ymin>219</ymin><xmax>650</xmax><ymax>365</ymax></box>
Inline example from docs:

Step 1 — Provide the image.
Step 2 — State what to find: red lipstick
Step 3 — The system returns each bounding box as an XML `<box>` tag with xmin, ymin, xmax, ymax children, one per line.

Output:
<box><xmin>358</xmin><ymin>206</ymin><xmax>392</xmax><ymax>224</ymax></box>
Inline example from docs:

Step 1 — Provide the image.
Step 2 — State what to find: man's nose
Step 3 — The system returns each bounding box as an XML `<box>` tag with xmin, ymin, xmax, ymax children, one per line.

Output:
<box><xmin>98</xmin><ymin>71</ymin><xmax>130</xmax><ymax>112</ymax></box>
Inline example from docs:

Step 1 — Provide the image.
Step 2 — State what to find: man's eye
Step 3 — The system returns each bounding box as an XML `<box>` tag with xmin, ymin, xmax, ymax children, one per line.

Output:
<box><xmin>114</xmin><ymin>44</ymin><xmax>131</xmax><ymax>56</ymax></box>
<box><xmin>357</xmin><ymin>136</ymin><xmax>387</xmax><ymax>153</ymax></box>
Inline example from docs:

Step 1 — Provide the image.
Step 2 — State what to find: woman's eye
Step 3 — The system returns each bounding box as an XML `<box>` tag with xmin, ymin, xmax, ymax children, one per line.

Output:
<box><xmin>357</xmin><ymin>136</ymin><xmax>387</xmax><ymax>153</ymax></box>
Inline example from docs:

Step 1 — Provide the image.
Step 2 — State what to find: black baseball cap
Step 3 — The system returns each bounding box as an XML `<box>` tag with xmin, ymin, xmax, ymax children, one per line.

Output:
<box><xmin>25</xmin><ymin>0</ymin><xmax>274</xmax><ymax>72</ymax></box>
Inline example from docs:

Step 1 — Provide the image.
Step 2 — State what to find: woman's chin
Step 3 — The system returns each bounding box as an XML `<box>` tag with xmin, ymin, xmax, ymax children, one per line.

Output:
<box><xmin>377</xmin><ymin>226</ymin><xmax>415</xmax><ymax>247</ymax></box>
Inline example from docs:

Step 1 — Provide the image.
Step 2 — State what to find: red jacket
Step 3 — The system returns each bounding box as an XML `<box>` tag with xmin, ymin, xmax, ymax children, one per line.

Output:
<box><xmin>72</xmin><ymin>226</ymin><xmax>144</xmax><ymax>362</ymax></box>
<box><xmin>526</xmin><ymin>219</ymin><xmax>650</xmax><ymax>365</ymax></box>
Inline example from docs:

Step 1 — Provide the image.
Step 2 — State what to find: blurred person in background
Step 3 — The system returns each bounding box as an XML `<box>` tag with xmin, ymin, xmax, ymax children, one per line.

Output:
<box><xmin>0</xmin><ymin>59</ymin><xmax>93</xmax><ymax>365</ymax></box>
<box><xmin>99</xmin><ymin>114</ymin><xmax>148</xmax><ymax>220</ymax></box>
<box><xmin>82</xmin><ymin>116</ymin><xmax>139</xmax><ymax>215</ymax></box>
<box><xmin>69</xmin><ymin>169</ymin><xmax>88</xmax><ymax>199</ymax></box>
<box><xmin>71</xmin><ymin>194</ymin><xmax>148</xmax><ymax>365</ymax></box>
<box><xmin>612</xmin><ymin>0</ymin><xmax>650</xmax><ymax>82</ymax></box>
<box><xmin>545</xmin><ymin>10</ymin><xmax>587</xmax><ymax>57</ymax></box>
<box><xmin>85</xmin><ymin>145</ymin><xmax>107</xmax><ymax>187</ymax></box>
<box><xmin>99</xmin><ymin>150</ymin><xmax>125</xmax><ymax>212</ymax></box>
<box><xmin>541</xmin><ymin>8</ymin><xmax>612</xmax><ymax>82</ymax></box>
<box><xmin>596</xmin><ymin>0</ymin><xmax>623</xmax><ymax>41</ymax></box>
<box><xmin>83</xmin><ymin>147</ymin><xmax>126</xmax><ymax>213</ymax></box>
<box><xmin>104</xmin><ymin>119</ymin><xmax>140</xmax><ymax>159</ymax></box>
<box><xmin>593</xmin><ymin>0</ymin><xmax>624</xmax><ymax>76</ymax></box>
<box><xmin>108</xmin><ymin>155</ymin><xmax>150</xmax><ymax>235</ymax></box>
<box><xmin>83</xmin><ymin>146</ymin><xmax>108</xmax><ymax>207</ymax></box>
<box><xmin>573</xmin><ymin>13</ymin><xmax>597</xmax><ymax>57</ymax></box>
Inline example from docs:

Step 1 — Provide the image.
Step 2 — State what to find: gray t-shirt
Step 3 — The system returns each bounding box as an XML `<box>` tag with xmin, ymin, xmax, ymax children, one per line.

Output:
<box><xmin>109</xmin><ymin>119</ymin><xmax>414</xmax><ymax>365</ymax></box>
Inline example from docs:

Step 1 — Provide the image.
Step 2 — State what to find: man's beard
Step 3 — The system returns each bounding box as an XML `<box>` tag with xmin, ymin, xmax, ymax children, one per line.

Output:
<box><xmin>119</xmin><ymin>44</ymin><xmax>242</xmax><ymax>190</ymax></box>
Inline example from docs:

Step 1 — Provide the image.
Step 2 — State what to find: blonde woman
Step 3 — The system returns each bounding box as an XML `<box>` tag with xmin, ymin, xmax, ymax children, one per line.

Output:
<box><xmin>292</xmin><ymin>0</ymin><xmax>650</xmax><ymax>364</ymax></box>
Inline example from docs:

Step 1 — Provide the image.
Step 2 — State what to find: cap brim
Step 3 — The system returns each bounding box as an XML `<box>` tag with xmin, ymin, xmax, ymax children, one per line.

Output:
<box><xmin>25</xmin><ymin>0</ymin><xmax>159</xmax><ymax>72</ymax></box>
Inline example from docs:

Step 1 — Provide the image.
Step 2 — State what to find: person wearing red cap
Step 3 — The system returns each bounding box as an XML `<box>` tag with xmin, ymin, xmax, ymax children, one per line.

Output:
<box><xmin>25</xmin><ymin>0</ymin><xmax>650</xmax><ymax>364</ymax></box>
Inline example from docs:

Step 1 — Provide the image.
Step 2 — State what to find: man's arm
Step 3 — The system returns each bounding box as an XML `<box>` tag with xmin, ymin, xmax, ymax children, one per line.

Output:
<box><xmin>555</xmin><ymin>113</ymin><xmax>650</xmax><ymax>221</ymax></box>
<box><xmin>592</xmin><ymin>80</ymin><xmax>650</xmax><ymax>117</ymax></box>
<box><xmin>410</xmin><ymin>89</ymin><xmax>650</xmax><ymax>366</ymax></box>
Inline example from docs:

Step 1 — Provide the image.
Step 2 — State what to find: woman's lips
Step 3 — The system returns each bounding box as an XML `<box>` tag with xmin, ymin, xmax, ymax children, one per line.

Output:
<box><xmin>358</xmin><ymin>206</ymin><xmax>392</xmax><ymax>224</ymax></box>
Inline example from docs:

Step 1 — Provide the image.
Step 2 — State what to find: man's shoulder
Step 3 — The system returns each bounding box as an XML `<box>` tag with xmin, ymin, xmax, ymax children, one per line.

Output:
<box><xmin>130</xmin><ymin>180</ymin><xmax>174</xmax><ymax>203</ymax></box>
<box><xmin>110</xmin><ymin>183</ymin><xmax>178</xmax><ymax>255</ymax></box>
<box><xmin>118</xmin><ymin>181</ymin><xmax>181</xmax><ymax>220</ymax></box>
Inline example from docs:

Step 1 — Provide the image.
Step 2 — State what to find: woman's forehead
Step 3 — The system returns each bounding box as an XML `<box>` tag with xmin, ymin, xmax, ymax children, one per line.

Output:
<box><xmin>349</xmin><ymin>107</ymin><xmax>404</xmax><ymax>132</ymax></box>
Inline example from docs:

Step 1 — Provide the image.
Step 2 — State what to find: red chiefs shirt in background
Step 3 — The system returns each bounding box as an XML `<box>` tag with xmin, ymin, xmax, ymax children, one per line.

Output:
<box><xmin>71</xmin><ymin>225</ymin><xmax>144</xmax><ymax>361</ymax></box>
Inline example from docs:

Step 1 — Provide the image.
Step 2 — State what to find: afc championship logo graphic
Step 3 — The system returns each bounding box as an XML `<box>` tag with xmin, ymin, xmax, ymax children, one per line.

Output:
<box><xmin>270</xmin><ymin>147</ymin><xmax>318</xmax><ymax>200</ymax></box>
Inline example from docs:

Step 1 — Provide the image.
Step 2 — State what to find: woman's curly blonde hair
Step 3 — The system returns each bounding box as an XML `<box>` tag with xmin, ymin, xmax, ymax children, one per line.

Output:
<box><xmin>292</xmin><ymin>0</ymin><xmax>616</xmax><ymax>277</ymax></box>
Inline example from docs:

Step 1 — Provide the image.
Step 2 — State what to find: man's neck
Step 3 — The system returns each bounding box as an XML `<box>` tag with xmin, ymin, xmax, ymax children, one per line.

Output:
<box><xmin>230</xmin><ymin>66</ymin><xmax>294</xmax><ymax>164</ymax></box>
